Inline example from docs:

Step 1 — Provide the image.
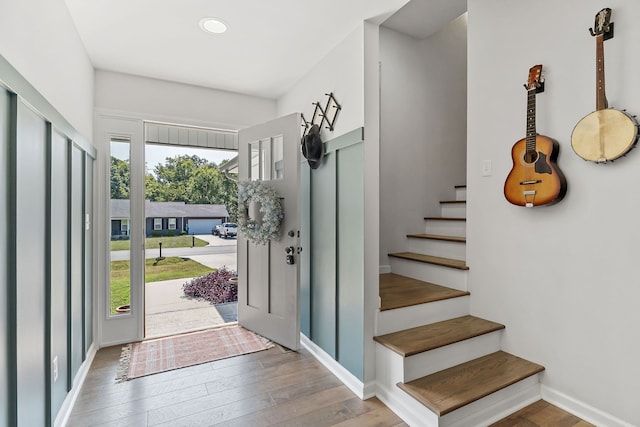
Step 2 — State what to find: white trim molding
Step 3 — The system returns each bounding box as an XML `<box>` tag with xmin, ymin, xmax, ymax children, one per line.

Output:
<box><xmin>54</xmin><ymin>343</ymin><xmax>98</xmax><ymax>427</ymax></box>
<box><xmin>301</xmin><ymin>333</ymin><xmax>375</xmax><ymax>399</ymax></box>
<box><xmin>542</xmin><ymin>386</ymin><xmax>635</xmax><ymax>427</ymax></box>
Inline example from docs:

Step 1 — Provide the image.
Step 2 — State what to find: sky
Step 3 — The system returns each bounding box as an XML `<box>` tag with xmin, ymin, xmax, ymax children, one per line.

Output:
<box><xmin>111</xmin><ymin>141</ymin><xmax>237</xmax><ymax>173</ymax></box>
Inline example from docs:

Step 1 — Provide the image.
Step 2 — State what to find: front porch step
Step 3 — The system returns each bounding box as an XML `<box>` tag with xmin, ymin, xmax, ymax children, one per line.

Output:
<box><xmin>377</xmin><ymin>274</ymin><xmax>469</xmax><ymax>335</ymax></box>
<box><xmin>398</xmin><ymin>351</ymin><xmax>545</xmax><ymax>417</ymax></box>
<box><xmin>389</xmin><ymin>252</ymin><xmax>468</xmax><ymax>270</ymax></box>
<box><xmin>374</xmin><ymin>315</ymin><xmax>504</xmax><ymax>358</ymax></box>
<box><xmin>424</xmin><ymin>217</ymin><xmax>466</xmax><ymax>237</ymax></box>
<box><xmin>406</xmin><ymin>234</ymin><xmax>466</xmax><ymax>260</ymax></box>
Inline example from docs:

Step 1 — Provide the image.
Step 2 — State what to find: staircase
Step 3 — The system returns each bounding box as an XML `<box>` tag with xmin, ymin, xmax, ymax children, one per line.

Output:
<box><xmin>375</xmin><ymin>185</ymin><xmax>544</xmax><ymax>427</ymax></box>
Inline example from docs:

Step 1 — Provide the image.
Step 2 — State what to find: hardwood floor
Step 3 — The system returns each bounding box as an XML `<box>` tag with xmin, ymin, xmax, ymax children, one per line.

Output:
<box><xmin>67</xmin><ymin>344</ymin><xmax>406</xmax><ymax>426</ymax></box>
<box><xmin>490</xmin><ymin>400</ymin><xmax>595</xmax><ymax>427</ymax></box>
<box><xmin>68</xmin><ymin>342</ymin><xmax>593</xmax><ymax>426</ymax></box>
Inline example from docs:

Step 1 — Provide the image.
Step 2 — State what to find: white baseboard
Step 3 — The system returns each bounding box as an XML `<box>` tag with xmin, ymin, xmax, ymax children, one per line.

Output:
<box><xmin>300</xmin><ymin>333</ymin><xmax>374</xmax><ymax>399</ymax></box>
<box><xmin>379</xmin><ymin>265</ymin><xmax>391</xmax><ymax>274</ymax></box>
<box><xmin>54</xmin><ymin>343</ymin><xmax>98</xmax><ymax>427</ymax></box>
<box><xmin>542</xmin><ymin>385</ymin><xmax>635</xmax><ymax>427</ymax></box>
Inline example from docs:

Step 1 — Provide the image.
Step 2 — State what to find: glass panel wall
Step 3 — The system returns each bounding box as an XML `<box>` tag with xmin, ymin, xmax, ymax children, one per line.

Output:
<box><xmin>109</xmin><ymin>139</ymin><xmax>131</xmax><ymax>315</ymax></box>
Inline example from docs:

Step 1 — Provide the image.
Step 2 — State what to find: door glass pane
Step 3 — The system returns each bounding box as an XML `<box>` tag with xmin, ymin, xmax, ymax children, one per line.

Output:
<box><xmin>260</xmin><ymin>137</ymin><xmax>271</xmax><ymax>181</ymax></box>
<box><xmin>109</xmin><ymin>139</ymin><xmax>131</xmax><ymax>315</ymax></box>
<box><xmin>250</xmin><ymin>141</ymin><xmax>259</xmax><ymax>181</ymax></box>
<box><xmin>272</xmin><ymin>135</ymin><xmax>284</xmax><ymax>180</ymax></box>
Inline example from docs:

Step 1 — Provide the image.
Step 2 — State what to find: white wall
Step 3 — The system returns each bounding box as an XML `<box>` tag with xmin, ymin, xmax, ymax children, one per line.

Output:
<box><xmin>278</xmin><ymin>22</ymin><xmax>384</xmax><ymax>391</ymax></box>
<box><xmin>277</xmin><ymin>24</ymin><xmax>365</xmax><ymax>141</ymax></box>
<box><xmin>0</xmin><ymin>0</ymin><xmax>94</xmax><ymax>139</ymax></box>
<box><xmin>94</xmin><ymin>70</ymin><xmax>277</xmax><ymax>130</ymax></box>
<box><xmin>468</xmin><ymin>1</ymin><xmax>640</xmax><ymax>425</ymax></box>
<box><xmin>379</xmin><ymin>15</ymin><xmax>468</xmax><ymax>266</ymax></box>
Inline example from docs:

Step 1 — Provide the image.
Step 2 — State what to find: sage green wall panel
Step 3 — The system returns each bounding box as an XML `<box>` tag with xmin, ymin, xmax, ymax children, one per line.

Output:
<box><xmin>0</xmin><ymin>88</ymin><xmax>9</xmax><ymax>427</ymax></box>
<box><xmin>50</xmin><ymin>130</ymin><xmax>68</xmax><ymax>420</ymax></box>
<box><xmin>70</xmin><ymin>145</ymin><xmax>84</xmax><ymax>379</ymax></box>
<box><xmin>336</xmin><ymin>143</ymin><xmax>364</xmax><ymax>380</ymax></box>
<box><xmin>84</xmin><ymin>156</ymin><xmax>93</xmax><ymax>353</ymax></box>
<box><xmin>310</xmin><ymin>153</ymin><xmax>337</xmax><ymax>357</ymax></box>
<box><xmin>15</xmin><ymin>100</ymin><xmax>47</xmax><ymax>426</ymax></box>
<box><xmin>300</xmin><ymin>166</ymin><xmax>311</xmax><ymax>336</ymax></box>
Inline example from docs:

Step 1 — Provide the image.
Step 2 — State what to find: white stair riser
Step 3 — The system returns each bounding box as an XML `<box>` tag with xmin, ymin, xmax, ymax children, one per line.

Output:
<box><xmin>425</xmin><ymin>220</ymin><xmax>466</xmax><ymax>237</ymax></box>
<box><xmin>390</xmin><ymin>258</ymin><xmax>467</xmax><ymax>291</ymax></box>
<box><xmin>441</xmin><ymin>375</ymin><xmax>541</xmax><ymax>427</ymax></box>
<box><xmin>376</xmin><ymin>296</ymin><xmax>470</xmax><ymax>335</ymax></box>
<box><xmin>377</xmin><ymin>369</ymin><xmax>540</xmax><ymax>427</ymax></box>
<box><xmin>440</xmin><ymin>204</ymin><xmax>466</xmax><ymax>219</ymax></box>
<box><xmin>375</xmin><ymin>378</ymin><xmax>440</xmax><ymax>427</ymax></box>
<box><xmin>455</xmin><ymin>187</ymin><xmax>467</xmax><ymax>201</ymax></box>
<box><xmin>407</xmin><ymin>238</ymin><xmax>466</xmax><ymax>260</ymax></box>
<box><xmin>404</xmin><ymin>331</ymin><xmax>503</xmax><ymax>382</ymax></box>
<box><xmin>375</xmin><ymin>344</ymin><xmax>404</xmax><ymax>392</ymax></box>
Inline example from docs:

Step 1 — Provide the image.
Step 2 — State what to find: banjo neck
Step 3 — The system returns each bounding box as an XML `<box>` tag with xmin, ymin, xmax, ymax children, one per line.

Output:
<box><xmin>595</xmin><ymin>34</ymin><xmax>608</xmax><ymax>111</ymax></box>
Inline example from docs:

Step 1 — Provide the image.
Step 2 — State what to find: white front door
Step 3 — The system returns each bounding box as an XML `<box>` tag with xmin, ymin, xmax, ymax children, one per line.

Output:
<box><xmin>237</xmin><ymin>113</ymin><xmax>301</xmax><ymax>350</ymax></box>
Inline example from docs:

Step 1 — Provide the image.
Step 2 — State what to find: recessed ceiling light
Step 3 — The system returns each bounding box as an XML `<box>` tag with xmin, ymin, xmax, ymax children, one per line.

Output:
<box><xmin>199</xmin><ymin>17</ymin><xmax>228</xmax><ymax>34</ymax></box>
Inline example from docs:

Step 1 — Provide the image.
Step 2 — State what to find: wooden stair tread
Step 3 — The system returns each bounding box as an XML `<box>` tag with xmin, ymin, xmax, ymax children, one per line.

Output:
<box><xmin>407</xmin><ymin>233</ymin><xmax>466</xmax><ymax>243</ymax></box>
<box><xmin>439</xmin><ymin>200</ymin><xmax>466</xmax><ymax>204</ymax></box>
<box><xmin>454</xmin><ymin>185</ymin><xmax>467</xmax><ymax>189</ymax></box>
<box><xmin>424</xmin><ymin>217</ymin><xmax>466</xmax><ymax>221</ymax></box>
<box><xmin>379</xmin><ymin>273</ymin><xmax>469</xmax><ymax>311</ymax></box>
<box><xmin>374</xmin><ymin>315</ymin><xmax>504</xmax><ymax>357</ymax></box>
<box><xmin>398</xmin><ymin>351</ymin><xmax>545</xmax><ymax>416</ymax></box>
<box><xmin>388</xmin><ymin>252</ymin><xmax>468</xmax><ymax>270</ymax></box>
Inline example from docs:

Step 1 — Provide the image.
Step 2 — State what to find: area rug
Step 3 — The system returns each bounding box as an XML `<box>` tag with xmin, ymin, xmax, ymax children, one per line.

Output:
<box><xmin>116</xmin><ymin>325</ymin><xmax>273</xmax><ymax>382</ymax></box>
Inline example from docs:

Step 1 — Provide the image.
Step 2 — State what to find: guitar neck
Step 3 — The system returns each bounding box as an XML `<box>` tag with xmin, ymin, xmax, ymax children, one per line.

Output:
<box><xmin>525</xmin><ymin>88</ymin><xmax>537</xmax><ymax>153</ymax></box>
<box><xmin>595</xmin><ymin>34</ymin><xmax>608</xmax><ymax>110</ymax></box>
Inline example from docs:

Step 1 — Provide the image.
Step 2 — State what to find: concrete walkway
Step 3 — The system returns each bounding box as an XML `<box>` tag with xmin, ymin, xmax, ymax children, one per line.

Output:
<box><xmin>144</xmin><ymin>235</ymin><xmax>238</xmax><ymax>339</ymax></box>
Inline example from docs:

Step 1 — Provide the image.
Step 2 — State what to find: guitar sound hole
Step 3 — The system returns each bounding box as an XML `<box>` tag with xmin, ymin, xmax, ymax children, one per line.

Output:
<box><xmin>524</xmin><ymin>151</ymin><xmax>538</xmax><ymax>164</ymax></box>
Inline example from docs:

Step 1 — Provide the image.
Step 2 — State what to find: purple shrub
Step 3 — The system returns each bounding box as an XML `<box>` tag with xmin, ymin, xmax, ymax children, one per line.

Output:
<box><xmin>183</xmin><ymin>266</ymin><xmax>238</xmax><ymax>304</ymax></box>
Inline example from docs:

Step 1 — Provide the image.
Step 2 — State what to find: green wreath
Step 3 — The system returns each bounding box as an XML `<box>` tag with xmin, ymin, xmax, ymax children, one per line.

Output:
<box><xmin>237</xmin><ymin>181</ymin><xmax>284</xmax><ymax>245</ymax></box>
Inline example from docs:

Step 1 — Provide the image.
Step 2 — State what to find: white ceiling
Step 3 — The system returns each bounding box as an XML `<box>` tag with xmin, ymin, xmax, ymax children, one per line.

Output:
<box><xmin>64</xmin><ymin>0</ymin><xmax>466</xmax><ymax>100</ymax></box>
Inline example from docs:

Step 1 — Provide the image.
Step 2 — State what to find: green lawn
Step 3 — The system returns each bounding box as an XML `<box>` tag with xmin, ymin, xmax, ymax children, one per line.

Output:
<box><xmin>110</xmin><ymin>235</ymin><xmax>209</xmax><ymax>251</ymax></box>
<box><xmin>110</xmin><ymin>256</ymin><xmax>214</xmax><ymax>314</ymax></box>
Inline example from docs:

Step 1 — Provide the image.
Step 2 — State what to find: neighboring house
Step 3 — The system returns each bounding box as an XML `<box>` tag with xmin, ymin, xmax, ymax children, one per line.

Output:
<box><xmin>110</xmin><ymin>199</ymin><xmax>228</xmax><ymax>237</ymax></box>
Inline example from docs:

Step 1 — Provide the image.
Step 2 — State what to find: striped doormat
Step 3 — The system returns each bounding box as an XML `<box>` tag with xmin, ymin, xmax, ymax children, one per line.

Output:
<box><xmin>116</xmin><ymin>325</ymin><xmax>273</xmax><ymax>382</ymax></box>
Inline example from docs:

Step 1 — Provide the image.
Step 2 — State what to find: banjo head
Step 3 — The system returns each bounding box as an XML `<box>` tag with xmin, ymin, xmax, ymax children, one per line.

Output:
<box><xmin>571</xmin><ymin>109</ymin><xmax>638</xmax><ymax>162</ymax></box>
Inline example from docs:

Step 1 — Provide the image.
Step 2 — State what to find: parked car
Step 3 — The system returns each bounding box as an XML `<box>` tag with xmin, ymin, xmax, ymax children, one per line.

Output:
<box><xmin>212</xmin><ymin>224</ymin><xmax>221</xmax><ymax>236</ymax></box>
<box><xmin>219</xmin><ymin>222</ymin><xmax>237</xmax><ymax>239</ymax></box>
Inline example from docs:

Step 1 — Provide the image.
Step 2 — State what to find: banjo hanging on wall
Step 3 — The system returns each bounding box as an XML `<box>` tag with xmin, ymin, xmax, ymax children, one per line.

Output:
<box><xmin>504</xmin><ymin>64</ymin><xmax>567</xmax><ymax>208</ymax></box>
<box><xmin>571</xmin><ymin>7</ymin><xmax>638</xmax><ymax>163</ymax></box>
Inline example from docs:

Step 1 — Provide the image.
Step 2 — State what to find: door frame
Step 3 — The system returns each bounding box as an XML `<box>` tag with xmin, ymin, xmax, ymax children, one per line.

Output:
<box><xmin>95</xmin><ymin>114</ymin><xmax>145</xmax><ymax>346</ymax></box>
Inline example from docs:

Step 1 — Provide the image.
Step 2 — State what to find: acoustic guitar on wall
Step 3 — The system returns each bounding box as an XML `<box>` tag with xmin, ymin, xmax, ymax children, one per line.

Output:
<box><xmin>571</xmin><ymin>7</ymin><xmax>638</xmax><ymax>163</ymax></box>
<box><xmin>504</xmin><ymin>64</ymin><xmax>567</xmax><ymax>208</ymax></box>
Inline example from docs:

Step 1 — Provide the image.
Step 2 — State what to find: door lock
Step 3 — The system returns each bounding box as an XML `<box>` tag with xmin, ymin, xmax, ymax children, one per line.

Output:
<box><xmin>285</xmin><ymin>246</ymin><xmax>295</xmax><ymax>265</ymax></box>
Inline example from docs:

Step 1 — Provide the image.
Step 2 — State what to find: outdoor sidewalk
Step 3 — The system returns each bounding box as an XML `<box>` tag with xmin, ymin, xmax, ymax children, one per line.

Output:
<box><xmin>144</xmin><ymin>236</ymin><xmax>238</xmax><ymax>339</ymax></box>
